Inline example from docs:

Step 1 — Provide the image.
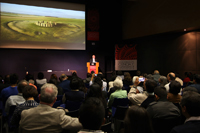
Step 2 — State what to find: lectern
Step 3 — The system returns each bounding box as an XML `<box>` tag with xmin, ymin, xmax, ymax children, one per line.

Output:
<box><xmin>87</xmin><ymin>62</ymin><xmax>99</xmax><ymax>74</ymax></box>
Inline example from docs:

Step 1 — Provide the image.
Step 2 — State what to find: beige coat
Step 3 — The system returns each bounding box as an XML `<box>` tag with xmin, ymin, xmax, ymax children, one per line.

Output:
<box><xmin>128</xmin><ymin>87</ymin><xmax>148</xmax><ymax>106</ymax></box>
<box><xmin>19</xmin><ymin>104</ymin><xmax>82</xmax><ymax>133</ymax></box>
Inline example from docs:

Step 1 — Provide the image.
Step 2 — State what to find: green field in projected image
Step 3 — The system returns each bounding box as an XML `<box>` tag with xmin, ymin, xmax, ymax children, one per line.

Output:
<box><xmin>1</xmin><ymin>12</ymin><xmax>85</xmax><ymax>43</ymax></box>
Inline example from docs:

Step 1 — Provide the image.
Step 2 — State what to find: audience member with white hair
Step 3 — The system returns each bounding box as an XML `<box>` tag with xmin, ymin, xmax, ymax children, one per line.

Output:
<box><xmin>132</xmin><ymin>76</ymin><xmax>139</xmax><ymax>87</ymax></box>
<box><xmin>130</xmin><ymin>76</ymin><xmax>144</xmax><ymax>93</ymax></box>
<box><xmin>128</xmin><ymin>79</ymin><xmax>156</xmax><ymax>106</ymax></box>
<box><xmin>107</xmin><ymin>76</ymin><xmax>123</xmax><ymax>98</ymax></box>
<box><xmin>108</xmin><ymin>76</ymin><xmax>127</xmax><ymax>112</ymax></box>
<box><xmin>130</xmin><ymin>76</ymin><xmax>143</xmax><ymax>93</ymax></box>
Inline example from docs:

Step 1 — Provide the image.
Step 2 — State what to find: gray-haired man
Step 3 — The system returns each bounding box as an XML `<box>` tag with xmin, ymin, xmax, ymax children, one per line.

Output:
<box><xmin>19</xmin><ymin>83</ymin><xmax>82</xmax><ymax>133</ymax></box>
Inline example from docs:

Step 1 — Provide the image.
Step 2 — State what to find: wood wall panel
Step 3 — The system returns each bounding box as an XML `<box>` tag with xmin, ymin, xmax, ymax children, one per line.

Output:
<box><xmin>123</xmin><ymin>0</ymin><xmax>200</xmax><ymax>39</ymax></box>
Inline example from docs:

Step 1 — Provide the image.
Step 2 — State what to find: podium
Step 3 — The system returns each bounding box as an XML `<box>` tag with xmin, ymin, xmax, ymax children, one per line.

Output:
<box><xmin>87</xmin><ymin>62</ymin><xmax>99</xmax><ymax>74</ymax></box>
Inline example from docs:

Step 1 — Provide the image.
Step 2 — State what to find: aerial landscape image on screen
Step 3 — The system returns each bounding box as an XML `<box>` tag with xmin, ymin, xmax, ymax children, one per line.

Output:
<box><xmin>0</xmin><ymin>2</ymin><xmax>85</xmax><ymax>44</ymax></box>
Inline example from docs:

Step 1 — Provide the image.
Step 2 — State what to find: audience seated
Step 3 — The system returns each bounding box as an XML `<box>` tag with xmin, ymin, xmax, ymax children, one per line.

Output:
<box><xmin>91</xmin><ymin>76</ymin><xmax>108</xmax><ymax>100</ymax></box>
<box><xmin>178</xmin><ymin>86</ymin><xmax>198</xmax><ymax>124</ymax></box>
<box><xmin>123</xmin><ymin>105</ymin><xmax>154</xmax><ymax>133</ymax></box>
<box><xmin>50</xmin><ymin>73</ymin><xmax>59</xmax><ymax>83</ymax></box>
<box><xmin>58</xmin><ymin>74</ymin><xmax>71</xmax><ymax>93</ymax></box>
<box><xmin>78</xmin><ymin>97</ymin><xmax>105</xmax><ymax>133</ymax></box>
<box><xmin>165</xmin><ymin>72</ymin><xmax>176</xmax><ymax>92</ymax></box>
<box><xmin>97</xmin><ymin>73</ymin><xmax>107</xmax><ymax>92</ymax></box>
<box><xmin>182</xmin><ymin>86</ymin><xmax>198</xmax><ymax>93</ymax></box>
<box><xmin>147</xmin><ymin>86</ymin><xmax>181</xmax><ymax>133</ymax></box>
<box><xmin>170</xmin><ymin>91</ymin><xmax>200</xmax><ymax>133</ymax></box>
<box><xmin>189</xmin><ymin>74</ymin><xmax>200</xmax><ymax>93</ymax></box>
<box><xmin>84</xmin><ymin>73</ymin><xmax>92</xmax><ymax>84</ymax></box>
<box><xmin>108</xmin><ymin>74</ymin><xmax>117</xmax><ymax>91</ymax></box>
<box><xmin>25</xmin><ymin>74</ymin><xmax>35</xmax><ymax>86</ymax></box>
<box><xmin>35</xmin><ymin>72</ymin><xmax>47</xmax><ymax>86</ymax></box>
<box><xmin>10</xmin><ymin>85</ymin><xmax>39</xmax><ymax>127</ymax></box>
<box><xmin>186</xmin><ymin>72</ymin><xmax>194</xmax><ymax>86</ymax></box>
<box><xmin>49</xmin><ymin>78</ymin><xmax>63</xmax><ymax>95</ymax></box>
<box><xmin>128</xmin><ymin>78</ymin><xmax>156</xmax><ymax>106</ymax></box>
<box><xmin>3</xmin><ymin>74</ymin><xmax>11</xmax><ymax>88</ymax></box>
<box><xmin>78</xmin><ymin>78</ymin><xmax>88</xmax><ymax>94</ymax></box>
<box><xmin>62</xmin><ymin>77</ymin><xmax>85</xmax><ymax>104</ymax></box>
<box><xmin>146</xmin><ymin>74</ymin><xmax>154</xmax><ymax>80</ymax></box>
<box><xmin>140</xmin><ymin>79</ymin><xmax>157</xmax><ymax>109</ymax></box>
<box><xmin>136</xmin><ymin>70</ymin><xmax>141</xmax><ymax>77</ymax></box>
<box><xmin>90</xmin><ymin>72</ymin><xmax>107</xmax><ymax>91</ymax></box>
<box><xmin>183</xmin><ymin>72</ymin><xmax>191</xmax><ymax>87</ymax></box>
<box><xmin>108</xmin><ymin>77</ymin><xmax>127</xmax><ymax>112</ymax></box>
<box><xmin>153</xmin><ymin>70</ymin><xmax>161</xmax><ymax>83</ymax></box>
<box><xmin>175</xmin><ymin>73</ymin><xmax>183</xmax><ymax>87</ymax></box>
<box><xmin>129</xmin><ymin>76</ymin><xmax>140</xmax><ymax>90</ymax></box>
<box><xmin>147</xmin><ymin>86</ymin><xmax>180</xmax><ymax>119</ymax></box>
<box><xmin>19</xmin><ymin>83</ymin><xmax>82</xmax><ymax>132</ymax></box>
<box><xmin>123</xmin><ymin>72</ymin><xmax>133</xmax><ymax>87</ymax></box>
<box><xmin>142</xmin><ymin>73</ymin><xmax>148</xmax><ymax>78</ymax></box>
<box><xmin>86</xmin><ymin>83</ymin><xmax>107</xmax><ymax>110</ymax></box>
<box><xmin>5</xmin><ymin>80</ymin><xmax>28</xmax><ymax>114</ymax></box>
<box><xmin>89</xmin><ymin>71</ymin><xmax>95</xmax><ymax>84</ymax></box>
<box><xmin>71</xmin><ymin>72</ymin><xmax>79</xmax><ymax>79</ymax></box>
<box><xmin>107</xmin><ymin>76</ymin><xmax>121</xmax><ymax>98</ymax></box>
<box><xmin>116</xmin><ymin>71</ymin><xmax>124</xmax><ymax>80</ymax></box>
<box><xmin>1</xmin><ymin>70</ymin><xmax>200</xmax><ymax>133</ymax></box>
<box><xmin>167</xmin><ymin>81</ymin><xmax>182</xmax><ymax>104</ymax></box>
<box><xmin>0</xmin><ymin>75</ymin><xmax>9</xmax><ymax>93</ymax></box>
<box><xmin>158</xmin><ymin>75</ymin><xmax>168</xmax><ymax>87</ymax></box>
<box><xmin>0</xmin><ymin>73</ymin><xmax>19</xmax><ymax>105</ymax></box>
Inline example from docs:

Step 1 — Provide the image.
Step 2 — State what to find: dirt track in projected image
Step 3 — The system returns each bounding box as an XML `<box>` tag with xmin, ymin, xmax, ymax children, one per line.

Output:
<box><xmin>1</xmin><ymin>12</ymin><xmax>85</xmax><ymax>43</ymax></box>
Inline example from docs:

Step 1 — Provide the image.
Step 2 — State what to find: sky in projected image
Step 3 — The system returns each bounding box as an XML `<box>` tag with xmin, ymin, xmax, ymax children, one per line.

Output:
<box><xmin>1</xmin><ymin>2</ymin><xmax>85</xmax><ymax>19</ymax></box>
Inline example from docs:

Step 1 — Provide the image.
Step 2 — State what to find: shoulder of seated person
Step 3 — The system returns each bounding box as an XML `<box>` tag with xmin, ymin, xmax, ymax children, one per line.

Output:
<box><xmin>50</xmin><ymin>107</ymin><xmax>66</xmax><ymax>113</ymax></box>
<box><xmin>21</xmin><ymin>107</ymin><xmax>33</xmax><ymax>114</ymax></box>
<box><xmin>130</xmin><ymin>87</ymin><xmax>137</xmax><ymax>91</ymax></box>
<box><xmin>148</xmin><ymin>101</ymin><xmax>157</xmax><ymax>106</ymax></box>
<box><xmin>130</xmin><ymin>86</ymin><xmax>136</xmax><ymax>89</ymax></box>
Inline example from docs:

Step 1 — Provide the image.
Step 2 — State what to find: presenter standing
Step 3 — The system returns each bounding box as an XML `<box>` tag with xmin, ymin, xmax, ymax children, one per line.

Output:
<box><xmin>88</xmin><ymin>55</ymin><xmax>99</xmax><ymax>74</ymax></box>
<box><xmin>90</xmin><ymin>55</ymin><xmax>97</xmax><ymax>65</ymax></box>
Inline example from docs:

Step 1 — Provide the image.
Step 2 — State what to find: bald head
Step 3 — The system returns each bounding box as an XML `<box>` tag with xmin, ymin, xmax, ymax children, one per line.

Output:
<box><xmin>98</xmin><ymin>72</ymin><xmax>103</xmax><ymax>75</ymax></box>
<box><xmin>45</xmin><ymin>87</ymin><xmax>54</xmax><ymax>94</ymax></box>
<box><xmin>17</xmin><ymin>80</ymin><xmax>29</xmax><ymax>93</ymax></box>
<box><xmin>40</xmin><ymin>83</ymin><xmax>58</xmax><ymax>104</ymax></box>
<box><xmin>169</xmin><ymin>72</ymin><xmax>175</xmax><ymax>77</ymax></box>
<box><xmin>154</xmin><ymin>70</ymin><xmax>159</xmax><ymax>74</ymax></box>
<box><xmin>167</xmin><ymin>72</ymin><xmax>176</xmax><ymax>81</ymax></box>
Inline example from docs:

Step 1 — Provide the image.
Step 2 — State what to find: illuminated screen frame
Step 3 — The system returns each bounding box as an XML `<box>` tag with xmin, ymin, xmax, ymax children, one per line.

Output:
<box><xmin>0</xmin><ymin>0</ymin><xmax>85</xmax><ymax>50</ymax></box>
